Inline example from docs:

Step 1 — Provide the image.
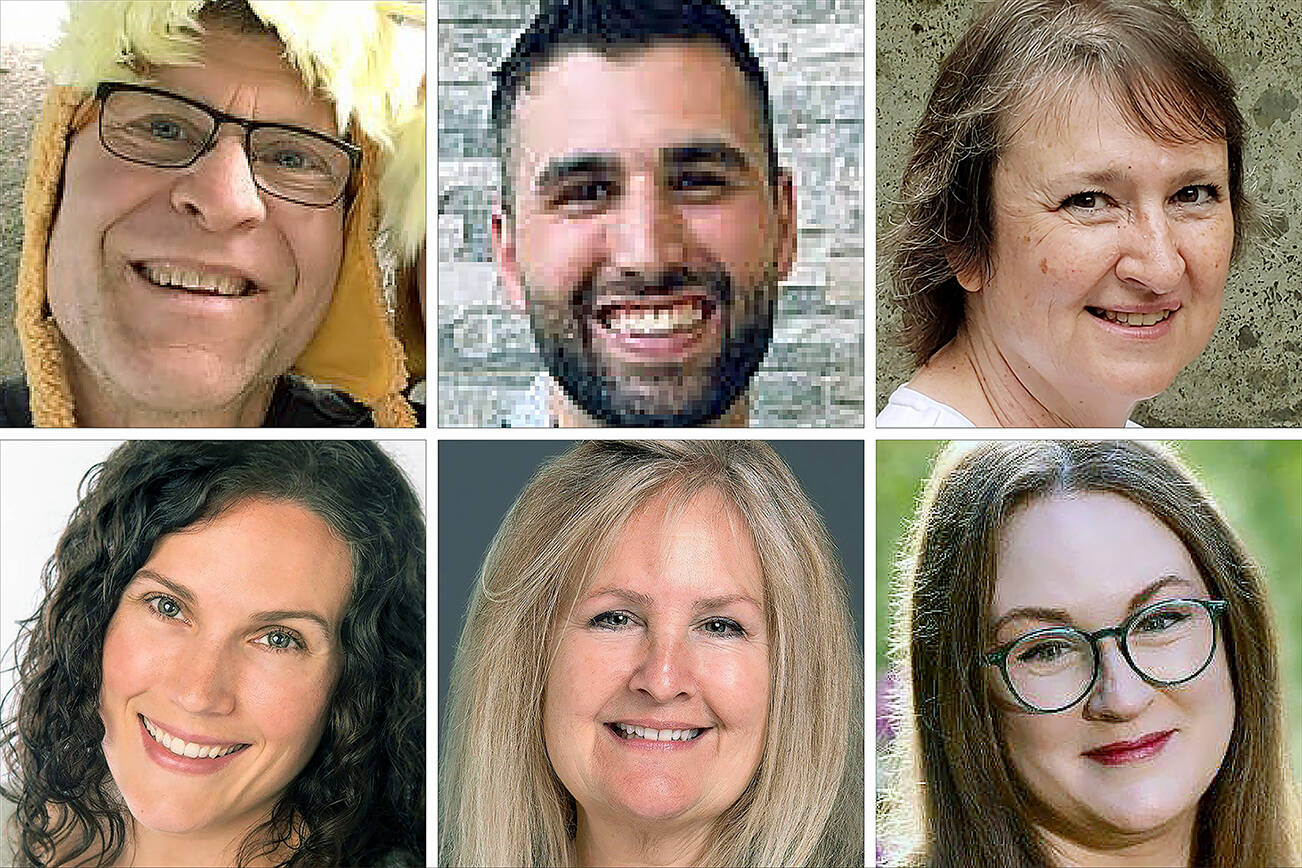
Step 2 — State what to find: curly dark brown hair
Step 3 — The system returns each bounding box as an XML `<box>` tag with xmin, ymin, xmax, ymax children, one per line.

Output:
<box><xmin>0</xmin><ymin>441</ymin><xmax>425</xmax><ymax>867</ymax></box>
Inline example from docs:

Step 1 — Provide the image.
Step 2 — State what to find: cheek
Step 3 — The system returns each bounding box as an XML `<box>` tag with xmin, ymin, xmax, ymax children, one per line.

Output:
<box><xmin>282</xmin><ymin>209</ymin><xmax>344</xmax><ymax>301</ymax></box>
<box><xmin>518</xmin><ymin>218</ymin><xmax>605</xmax><ymax>293</ymax></box>
<box><xmin>684</xmin><ymin>201</ymin><xmax>772</xmax><ymax>278</ymax></box>
<box><xmin>100</xmin><ymin>616</ymin><xmax>157</xmax><ymax>710</ymax></box>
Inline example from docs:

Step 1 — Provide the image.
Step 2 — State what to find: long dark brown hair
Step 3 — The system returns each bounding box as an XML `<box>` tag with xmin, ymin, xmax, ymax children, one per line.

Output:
<box><xmin>1</xmin><ymin>441</ymin><xmax>425</xmax><ymax>866</ymax></box>
<box><xmin>882</xmin><ymin>440</ymin><xmax>1301</xmax><ymax>867</ymax></box>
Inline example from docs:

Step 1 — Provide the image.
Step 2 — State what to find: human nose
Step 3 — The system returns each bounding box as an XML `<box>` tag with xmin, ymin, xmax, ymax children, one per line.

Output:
<box><xmin>626</xmin><ymin>629</ymin><xmax>696</xmax><ymax>703</ymax></box>
<box><xmin>1082</xmin><ymin>635</ymin><xmax>1155</xmax><ymax>721</ymax></box>
<box><xmin>169</xmin><ymin>126</ymin><xmax>267</xmax><ymax>232</ymax></box>
<box><xmin>608</xmin><ymin>176</ymin><xmax>686</xmax><ymax>275</ymax></box>
<box><xmin>166</xmin><ymin>634</ymin><xmax>238</xmax><ymax>716</ymax></box>
<box><xmin>1113</xmin><ymin>206</ymin><xmax>1185</xmax><ymax>293</ymax></box>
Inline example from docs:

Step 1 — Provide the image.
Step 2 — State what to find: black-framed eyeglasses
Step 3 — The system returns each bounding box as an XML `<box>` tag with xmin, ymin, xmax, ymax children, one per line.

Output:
<box><xmin>983</xmin><ymin>598</ymin><xmax>1228</xmax><ymax>714</ymax></box>
<box><xmin>95</xmin><ymin>82</ymin><xmax>360</xmax><ymax>208</ymax></box>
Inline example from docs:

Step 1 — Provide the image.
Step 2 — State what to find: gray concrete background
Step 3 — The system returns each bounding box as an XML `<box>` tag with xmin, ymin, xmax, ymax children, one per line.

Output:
<box><xmin>439</xmin><ymin>0</ymin><xmax>866</xmax><ymax>427</ymax></box>
<box><xmin>876</xmin><ymin>0</ymin><xmax>1302</xmax><ymax>427</ymax></box>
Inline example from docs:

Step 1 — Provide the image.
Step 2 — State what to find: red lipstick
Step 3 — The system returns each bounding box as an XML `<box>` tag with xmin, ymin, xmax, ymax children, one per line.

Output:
<box><xmin>1083</xmin><ymin>730</ymin><xmax>1175</xmax><ymax>765</ymax></box>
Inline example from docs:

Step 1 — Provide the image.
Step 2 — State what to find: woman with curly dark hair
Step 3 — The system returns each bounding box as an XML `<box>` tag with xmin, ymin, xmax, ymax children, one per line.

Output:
<box><xmin>0</xmin><ymin>441</ymin><xmax>425</xmax><ymax>867</ymax></box>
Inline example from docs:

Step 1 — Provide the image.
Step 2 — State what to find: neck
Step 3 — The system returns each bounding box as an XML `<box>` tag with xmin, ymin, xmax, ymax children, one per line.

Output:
<box><xmin>575</xmin><ymin>810</ymin><xmax>714</xmax><ymax>868</ymax></box>
<box><xmin>549</xmin><ymin>380</ymin><xmax>749</xmax><ymax>428</ymax></box>
<box><xmin>1036</xmin><ymin>817</ymin><xmax>1195</xmax><ymax>868</ymax></box>
<box><xmin>66</xmin><ymin>351</ymin><xmax>275</xmax><ymax>428</ymax></box>
<box><xmin>117</xmin><ymin>814</ymin><xmax>286</xmax><ymax>868</ymax></box>
<box><xmin>913</xmin><ymin>325</ymin><xmax>1134</xmax><ymax>427</ymax></box>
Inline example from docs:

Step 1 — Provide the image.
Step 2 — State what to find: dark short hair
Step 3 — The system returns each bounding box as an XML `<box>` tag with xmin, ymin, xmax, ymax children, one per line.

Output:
<box><xmin>0</xmin><ymin>441</ymin><xmax>425</xmax><ymax>867</ymax></box>
<box><xmin>888</xmin><ymin>0</ymin><xmax>1255</xmax><ymax>366</ymax></box>
<box><xmin>490</xmin><ymin>0</ymin><xmax>779</xmax><ymax>211</ymax></box>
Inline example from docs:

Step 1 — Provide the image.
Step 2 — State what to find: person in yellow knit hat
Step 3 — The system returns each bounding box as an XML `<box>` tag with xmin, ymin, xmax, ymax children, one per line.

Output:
<box><xmin>0</xmin><ymin>0</ymin><xmax>425</xmax><ymax>427</ymax></box>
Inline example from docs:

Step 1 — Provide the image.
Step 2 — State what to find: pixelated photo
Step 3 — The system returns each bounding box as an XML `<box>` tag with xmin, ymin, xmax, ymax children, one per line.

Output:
<box><xmin>439</xmin><ymin>0</ymin><xmax>865</xmax><ymax>427</ymax></box>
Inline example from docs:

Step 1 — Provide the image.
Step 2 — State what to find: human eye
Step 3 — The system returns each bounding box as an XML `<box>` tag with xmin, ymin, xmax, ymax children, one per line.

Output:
<box><xmin>589</xmin><ymin>610</ymin><xmax>635</xmax><ymax>630</ymax></box>
<box><xmin>144</xmin><ymin>593</ymin><xmax>188</xmax><ymax>623</ymax></box>
<box><xmin>669</xmin><ymin>168</ymin><xmax>731</xmax><ymax>199</ymax></box>
<box><xmin>699</xmin><ymin>617</ymin><xmax>746</xmax><ymax>638</ymax></box>
<box><xmin>123</xmin><ymin>113</ymin><xmax>205</xmax><ymax>144</ymax></box>
<box><xmin>252</xmin><ymin>627</ymin><xmax>307</xmax><ymax>654</ymax></box>
<box><xmin>1134</xmin><ymin>608</ymin><xmax>1189</xmax><ymax>633</ymax></box>
<box><xmin>1015</xmin><ymin>637</ymin><xmax>1073</xmax><ymax>664</ymax></box>
<box><xmin>1171</xmin><ymin>184</ymin><xmax>1221</xmax><ymax>207</ymax></box>
<box><xmin>1060</xmin><ymin>190</ymin><xmax>1112</xmax><ymax>213</ymax></box>
<box><xmin>552</xmin><ymin>177</ymin><xmax>616</xmax><ymax>212</ymax></box>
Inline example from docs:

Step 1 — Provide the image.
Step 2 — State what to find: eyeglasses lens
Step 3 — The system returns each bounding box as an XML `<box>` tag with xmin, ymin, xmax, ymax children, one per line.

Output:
<box><xmin>1005</xmin><ymin>600</ymin><xmax>1215</xmax><ymax>711</ymax></box>
<box><xmin>101</xmin><ymin>89</ymin><xmax>351</xmax><ymax>206</ymax></box>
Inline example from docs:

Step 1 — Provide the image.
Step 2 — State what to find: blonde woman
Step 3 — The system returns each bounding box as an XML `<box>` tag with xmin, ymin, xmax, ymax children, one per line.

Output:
<box><xmin>440</xmin><ymin>441</ymin><xmax>863</xmax><ymax>867</ymax></box>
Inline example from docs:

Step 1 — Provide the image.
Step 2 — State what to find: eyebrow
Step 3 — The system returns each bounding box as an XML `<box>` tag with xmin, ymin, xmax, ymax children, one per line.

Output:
<box><xmin>130</xmin><ymin>568</ymin><xmax>335</xmax><ymax>640</ymax></box>
<box><xmin>584</xmin><ymin>586</ymin><xmax>762</xmax><ymax>615</ymax></box>
<box><xmin>661</xmin><ymin>140</ymin><xmax>751</xmax><ymax>172</ymax></box>
<box><xmin>533</xmin><ymin>152</ymin><xmax>620</xmax><ymax>195</ymax></box>
<box><xmin>990</xmin><ymin>574</ymin><xmax>1196</xmax><ymax>636</ymax></box>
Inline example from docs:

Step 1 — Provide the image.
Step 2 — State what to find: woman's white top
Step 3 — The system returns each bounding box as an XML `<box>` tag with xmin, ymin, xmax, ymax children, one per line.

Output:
<box><xmin>876</xmin><ymin>384</ymin><xmax>1141</xmax><ymax>427</ymax></box>
<box><xmin>876</xmin><ymin>385</ymin><xmax>976</xmax><ymax>427</ymax></box>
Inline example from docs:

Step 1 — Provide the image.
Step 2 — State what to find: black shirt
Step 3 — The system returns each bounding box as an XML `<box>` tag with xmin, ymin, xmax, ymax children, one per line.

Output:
<box><xmin>0</xmin><ymin>375</ymin><xmax>377</xmax><ymax>427</ymax></box>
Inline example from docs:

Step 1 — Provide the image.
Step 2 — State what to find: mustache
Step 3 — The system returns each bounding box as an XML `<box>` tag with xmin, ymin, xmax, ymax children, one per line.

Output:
<box><xmin>573</xmin><ymin>266</ymin><xmax>734</xmax><ymax>315</ymax></box>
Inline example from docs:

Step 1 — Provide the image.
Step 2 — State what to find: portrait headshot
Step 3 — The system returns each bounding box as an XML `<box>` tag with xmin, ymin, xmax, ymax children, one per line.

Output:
<box><xmin>875</xmin><ymin>439</ymin><xmax>1302</xmax><ymax>866</ymax></box>
<box><xmin>0</xmin><ymin>1</ymin><xmax>426</xmax><ymax>428</ymax></box>
<box><xmin>438</xmin><ymin>0</ymin><xmax>865</xmax><ymax>427</ymax></box>
<box><xmin>438</xmin><ymin>440</ymin><xmax>864</xmax><ymax>866</ymax></box>
<box><xmin>0</xmin><ymin>440</ymin><xmax>426</xmax><ymax>866</ymax></box>
<box><xmin>876</xmin><ymin>0</ymin><xmax>1302</xmax><ymax>427</ymax></box>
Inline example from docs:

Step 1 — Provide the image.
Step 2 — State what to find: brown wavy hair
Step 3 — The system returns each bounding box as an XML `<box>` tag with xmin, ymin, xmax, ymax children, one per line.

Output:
<box><xmin>0</xmin><ymin>441</ymin><xmax>426</xmax><ymax>866</ymax></box>
<box><xmin>881</xmin><ymin>440</ymin><xmax>1302</xmax><ymax>867</ymax></box>
<box><xmin>887</xmin><ymin>0</ymin><xmax>1256</xmax><ymax>366</ymax></box>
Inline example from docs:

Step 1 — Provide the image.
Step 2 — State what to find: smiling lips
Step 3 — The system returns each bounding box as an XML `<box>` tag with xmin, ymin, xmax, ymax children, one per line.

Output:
<box><xmin>1083</xmin><ymin>729</ymin><xmax>1175</xmax><ymax>765</ymax></box>
<box><xmin>135</xmin><ymin>261</ymin><xmax>256</xmax><ymax>298</ymax></box>
<box><xmin>1087</xmin><ymin>306</ymin><xmax>1177</xmax><ymax>327</ymax></box>
<box><xmin>140</xmin><ymin>714</ymin><xmax>249</xmax><ymax>760</ymax></box>
<box><xmin>595</xmin><ymin>294</ymin><xmax>714</xmax><ymax>339</ymax></box>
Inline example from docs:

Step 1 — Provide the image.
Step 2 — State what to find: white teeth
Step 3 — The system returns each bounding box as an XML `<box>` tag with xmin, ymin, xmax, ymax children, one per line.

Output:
<box><xmin>141</xmin><ymin>715</ymin><xmax>244</xmax><ymax>759</ymax></box>
<box><xmin>605</xmin><ymin>301</ymin><xmax>704</xmax><ymax>335</ymax></box>
<box><xmin>1099</xmin><ymin>308</ymin><xmax>1172</xmax><ymax>327</ymax></box>
<box><xmin>142</xmin><ymin>263</ymin><xmax>249</xmax><ymax>297</ymax></box>
<box><xmin>613</xmin><ymin>723</ymin><xmax>702</xmax><ymax>741</ymax></box>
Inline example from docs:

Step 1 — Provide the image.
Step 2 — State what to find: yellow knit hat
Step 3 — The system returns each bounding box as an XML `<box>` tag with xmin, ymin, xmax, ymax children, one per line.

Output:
<box><xmin>16</xmin><ymin>1</ymin><xmax>425</xmax><ymax>427</ymax></box>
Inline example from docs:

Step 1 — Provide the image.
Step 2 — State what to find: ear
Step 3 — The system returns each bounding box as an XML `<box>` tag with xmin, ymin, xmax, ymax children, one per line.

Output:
<box><xmin>948</xmin><ymin>251</ymin><xmax>984</xmax><ymax>293</ymax></box>
<box><xmin>772</xmin><ymin>167</ymin><xmax>797</xmax><ymax>282</ymax></box>
<box><xmin>491</xmin><ymin>201</ymin><xmax>527</xmax><ymax>312</ymax></box>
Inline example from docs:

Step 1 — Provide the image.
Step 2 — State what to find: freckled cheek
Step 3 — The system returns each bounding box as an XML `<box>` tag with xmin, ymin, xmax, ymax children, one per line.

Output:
<box><xmin>238</xmin><ymin>660</ymin><xmax>337</xmax><ymax>750</ymax></box>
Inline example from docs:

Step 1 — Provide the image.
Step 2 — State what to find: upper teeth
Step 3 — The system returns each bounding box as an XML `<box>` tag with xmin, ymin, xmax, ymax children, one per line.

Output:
<box><xmin>613</xmin><ymin>723</ymin><xmax>702</xmax><ymax>741</ymax></box>
<box><xmin>142</xmin><ymin>263</ymin><xmax>249</xmax><ymax>297</ymax></box>
<box><xmin>141</xmin><ymin>715</ymin><xmax>245</xmax><ymax>759</ymax></box>
<box><xmin>1099</xmin><ymin>309</ymin><xmax>1172</xmax><ymax>326</ymax></box>
<box><xmin>605</xmin><ymin>301</ymin><xmax>704</xmax><ymax>335</ymax></box>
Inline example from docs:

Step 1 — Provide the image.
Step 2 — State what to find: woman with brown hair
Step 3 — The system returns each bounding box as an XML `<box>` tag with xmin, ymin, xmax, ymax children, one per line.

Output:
<box><xmin>878</xmin><ymin>0</ymin><xmax>1257</xmax><ymax>427</ymax></box>
<box><xmin>881</xmin><ymin>440</ymin><xmax>1301</xmax><ymax>866</ymax></box>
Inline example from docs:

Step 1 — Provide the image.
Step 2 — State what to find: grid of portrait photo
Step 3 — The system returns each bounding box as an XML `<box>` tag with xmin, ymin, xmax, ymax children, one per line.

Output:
<box><xmin>1</xmin><ymin>1</ymin><xmax>1299</xmax><ymax>867</ymax></box>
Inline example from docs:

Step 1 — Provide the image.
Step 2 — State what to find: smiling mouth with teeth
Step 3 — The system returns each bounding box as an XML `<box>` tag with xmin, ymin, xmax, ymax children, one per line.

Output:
<box><xmin>610</xmin><ymin>722</ymin><xmax>706</xmax><ymax>742</ymax></box>
<box><xmin>136</xmin><ymin>263</ymin><xmax>254</xmax><ymax>298</ymax></box>
<box><xmin>597</xmin><ymin>297</ymin><xmax>712</xmax><ymax>337</ymax></box>
<box><xmin>141</xmin><ymin>714</ymin><xmax>249</xmax><ymax>759</ymax></box>
<box><xmin>1087</xmin><ymin>307</ymin><xmax>1175</xmax><ymax>327</ymax></box>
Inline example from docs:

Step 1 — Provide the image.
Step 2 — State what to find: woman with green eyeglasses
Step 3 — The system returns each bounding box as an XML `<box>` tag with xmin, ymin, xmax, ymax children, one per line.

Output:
<box><xmin>879</xmin><ymin>440</ymin><xmax>1302</xmax><ymax>868</ymax></box>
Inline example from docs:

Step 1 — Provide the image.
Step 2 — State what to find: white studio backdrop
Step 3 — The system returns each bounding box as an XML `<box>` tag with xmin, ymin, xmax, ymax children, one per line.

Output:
<box><xmin>0</xmin><ymin>440</ymin><xmax>427</xmax><ymax>719</ymax></box>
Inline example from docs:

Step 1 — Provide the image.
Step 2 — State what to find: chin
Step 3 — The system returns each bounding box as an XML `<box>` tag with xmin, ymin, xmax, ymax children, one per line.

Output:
<box><xmin>606</xmin><ymin>779</ymin><xmax>698</xmax><ymax>823</ymax></box>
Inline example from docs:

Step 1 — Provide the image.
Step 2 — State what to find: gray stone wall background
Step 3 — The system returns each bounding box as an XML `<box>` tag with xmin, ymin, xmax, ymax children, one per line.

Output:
<box><xmin>439</xmin><ymin>0</ymin><xmax>865</xmax><ymax>427</ymax></box>
<box><xmin>876</xmin><ymin>0</ymin><xmax>1302</xmax><ymax>427</ymax></box>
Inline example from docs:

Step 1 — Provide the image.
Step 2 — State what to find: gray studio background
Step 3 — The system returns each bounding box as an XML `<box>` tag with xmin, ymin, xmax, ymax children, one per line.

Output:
<box><xmin>437</xmin><ymin>440</ymin><xmax>866</xmax><ymax>742</ymax></box>
<box><xmin>439</xmin><ymin>0</ymin><xmax>865</xmax><ymax>426</ymax></box>
<box><xmin>876</xmin><ymin>0</ymin><xmax>1302</xmax><ymax>426</ymax></box>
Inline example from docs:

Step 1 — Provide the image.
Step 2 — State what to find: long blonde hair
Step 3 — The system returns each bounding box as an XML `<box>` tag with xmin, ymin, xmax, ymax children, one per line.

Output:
<box><xmin>440</xmin><ymin>441</ymin><xmax>863</xmax><ymax>867</ymax></box>
<box><xmin>881</xmin><ymin>440</ymin><xmax>1302</xmax><ymax>867</ymax></box>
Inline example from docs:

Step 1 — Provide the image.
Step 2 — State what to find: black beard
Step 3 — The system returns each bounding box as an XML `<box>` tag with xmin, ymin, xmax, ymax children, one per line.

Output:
<box><xmin>526</xmin><ymin>267</ymin><xmax>777</xmax><ymax>427</ymax></box>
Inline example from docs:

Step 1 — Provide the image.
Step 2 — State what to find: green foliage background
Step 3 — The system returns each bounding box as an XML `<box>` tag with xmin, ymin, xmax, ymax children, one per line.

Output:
<box><xmin>875</xmin><ymin>440</ymin><xmax>1302</xmax><ymax>789</ymax></box>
